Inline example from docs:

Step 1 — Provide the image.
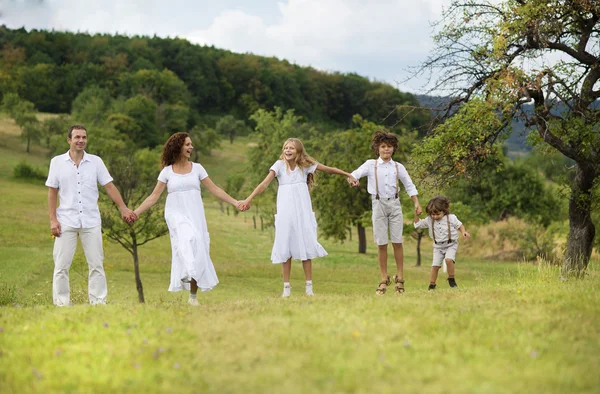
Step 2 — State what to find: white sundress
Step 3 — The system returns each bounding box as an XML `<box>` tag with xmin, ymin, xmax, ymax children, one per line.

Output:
<box><xmin>158</xmin><ymin>163</ymin><xmax>219</xmax><ymax>292</ymax></box>
<box><xmin>270</xmin><ymin>160</ymin><xmax>328</xmax><ymax>264</ymax></box>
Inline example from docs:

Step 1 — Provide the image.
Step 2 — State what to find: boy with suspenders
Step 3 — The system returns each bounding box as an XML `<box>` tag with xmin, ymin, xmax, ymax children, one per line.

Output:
<box><xmin>350</xmin><ymin>130</ymin><xmax>422</xmax><ymax>294</ymax></box>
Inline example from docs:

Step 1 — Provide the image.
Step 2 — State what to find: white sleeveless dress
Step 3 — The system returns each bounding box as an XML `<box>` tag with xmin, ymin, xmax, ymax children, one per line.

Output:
<box><xmin>158</xmin><ymin>163</ymin><xmax>219</xmax><ymax>292</ymax></box>
<box><xmin>269</xmin><ymin>160</ymin><xmax>328</xmax><ymax>264</ymax></box>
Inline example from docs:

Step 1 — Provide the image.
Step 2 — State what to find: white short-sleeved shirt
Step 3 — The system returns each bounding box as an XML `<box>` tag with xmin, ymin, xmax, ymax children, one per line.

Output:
<box><xmin>157</xmin><ymin>163</ymin><xmax>208</xmax><ymax>192</ymax></box>
<box><xmin>269</xmin><ymin>160</ymin><xmax>318</xmax><ymax>185</ymax></box>
<box><xmin>414</xmin><ymin>214</ymin><xmax>463</xmax><ymax>243</ymax></box>
<box><xmin>351</xmin><ymin>157</ymin><xmax>418</xmax><ymax>199</ymax></box>
<box><xmin>46</xmin><ymin>151</ymin><xmax>113</xmax><ymax>228</ymax></box>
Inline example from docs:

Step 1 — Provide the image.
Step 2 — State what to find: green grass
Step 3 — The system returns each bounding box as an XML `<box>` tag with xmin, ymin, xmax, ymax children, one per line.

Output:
<box><xmin>1</xmin><ymin>117</ymin><xmax>599</xmax><ymax>393</ymax></box>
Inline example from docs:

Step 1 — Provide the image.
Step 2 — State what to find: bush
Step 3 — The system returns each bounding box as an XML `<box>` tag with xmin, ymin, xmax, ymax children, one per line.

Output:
<box><xmin>13</xmin><ymin>161</ymin><xmax>46</xmax><ymax>182</ymax></box>
<box><xmin>0</xmin><ymin>283</ymin><xmax>18</xmax><ymax>306</ymax></box>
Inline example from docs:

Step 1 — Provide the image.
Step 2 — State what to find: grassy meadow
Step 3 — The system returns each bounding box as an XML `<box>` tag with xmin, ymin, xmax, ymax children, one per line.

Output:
<box><xmin>0</xmin><ymin>115</ymin><xmax>599</xmax><ymax>394</ymax></box>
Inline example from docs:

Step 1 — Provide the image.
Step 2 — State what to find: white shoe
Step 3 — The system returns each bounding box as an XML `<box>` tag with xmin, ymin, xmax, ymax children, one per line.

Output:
<box><xmin>181</xmin><ymin>276</ymin><xmax>192</xmax><ymax>283</ymax></box>
<box><xmin>188</xmin><ymin>297</ymin><xmax>199</xmax><ymax>306</ymax></box>
<box><xmin>282</xmin><ymin>285</ymin><xmax>291</xmax><ymax>298</ymax></box>
<box><xmin>305</xmin><ymin>284</ymin><xmax>314</xmax><ymax>296</ymax></box>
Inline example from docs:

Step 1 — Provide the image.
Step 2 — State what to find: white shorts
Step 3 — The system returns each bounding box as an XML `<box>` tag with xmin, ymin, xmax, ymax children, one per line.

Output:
<box><xmin>432</xmin><ymin>241</ymin><xmax>458</xmax><ymax>267</ymax></box>
<box><xmin>371</xmin><ymin>195</ymin><xmax>403</xmax><ymax>245</ymax></box>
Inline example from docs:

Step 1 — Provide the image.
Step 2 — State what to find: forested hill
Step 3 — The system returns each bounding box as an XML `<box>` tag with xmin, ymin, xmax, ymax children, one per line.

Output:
<box><xmin>0</xmin><ymin>25</ymin><xmax>423</xmax><ymax>129</ymax></box>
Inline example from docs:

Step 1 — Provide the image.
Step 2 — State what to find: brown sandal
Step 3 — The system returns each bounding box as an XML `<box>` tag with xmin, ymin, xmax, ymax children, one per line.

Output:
<box><xmin>376</xmin><ymin>276</ymin><xmax>391</xmax><ymax>295</ymax></box>
<box><xmin>393</xmin><ymin>275</ymin><xmax>405</xmax><ymax>294</ymax></box>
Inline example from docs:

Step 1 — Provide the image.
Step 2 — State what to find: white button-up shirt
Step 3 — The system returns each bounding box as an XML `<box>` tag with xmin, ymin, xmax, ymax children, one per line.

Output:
<box><xmin>351</xmin><ymin>158</ymin><xmax>418</xmax><ymax>198</ymax></box>
<box><xmin>45</xmin><ymin>151</ymin><xmax>113</xmax><ymax>228</ymax></box>
<box><xmin>414</xmin><ymin>214</ymin><xmax>463</xmax><ymax>244</ymax></box>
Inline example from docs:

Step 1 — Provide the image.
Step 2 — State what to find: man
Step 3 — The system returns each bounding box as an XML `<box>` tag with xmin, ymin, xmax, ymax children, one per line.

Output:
<box><xmin>46</xmin><ymin>125</ymin><xmax>133</xmax><ymax>306</ymax></box>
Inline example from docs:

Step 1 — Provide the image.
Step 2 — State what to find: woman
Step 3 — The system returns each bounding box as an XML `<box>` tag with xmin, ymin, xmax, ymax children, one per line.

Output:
<box><xmin>132</xmin><ymin>132</ymin><xmax>245</xmax><ymax>305</ymax></box>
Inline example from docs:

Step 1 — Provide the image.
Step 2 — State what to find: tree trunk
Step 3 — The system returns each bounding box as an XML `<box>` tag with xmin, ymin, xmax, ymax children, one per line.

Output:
<box><xmin>562</xmin><ymin>164</ymin><xmax>596</xmax><ymax>278</ymax></box>
<box><xmin>26</xmin><ymin>136</ymin><xmax>30</xmax><ymax>153</ymax></box>
<box><xmin>357</xmin><ymin>223</ymin><xmax>366</xmax><ymax>254</ymax></box>
<box><xmin>416</xmin><ymin>231</ymin><xmax>423</xmax><ymax>266</ymax></box>
<box><xmin>132</xmin><ymin>243</ymin><xmax>145</xmax><ymax>303</ymax></box>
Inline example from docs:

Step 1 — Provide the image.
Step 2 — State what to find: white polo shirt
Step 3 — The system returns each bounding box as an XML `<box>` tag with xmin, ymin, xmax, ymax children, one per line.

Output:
<box><xmin>46</xmin><ymin>151</ymin><xmax>113</xmax><ymax>228</ymax></box>
<box><xmin>351</xmin><ymin>158</ymin><xmax>418</xmax><ymax>199</ymax></box>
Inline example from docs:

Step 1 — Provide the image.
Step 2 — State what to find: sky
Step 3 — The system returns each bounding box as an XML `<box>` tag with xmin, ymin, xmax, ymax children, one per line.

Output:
<box><xmin>0</xmin><ymin>0</ymin><xmax>454</xmax><ymax>94</ymax></box>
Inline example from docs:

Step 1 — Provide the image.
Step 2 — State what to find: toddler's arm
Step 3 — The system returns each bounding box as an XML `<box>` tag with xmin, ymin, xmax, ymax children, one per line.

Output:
<box><xmin>458</xmin><ymin>224</ymin><xmax>470</xmax><ymax>238</ymax></box>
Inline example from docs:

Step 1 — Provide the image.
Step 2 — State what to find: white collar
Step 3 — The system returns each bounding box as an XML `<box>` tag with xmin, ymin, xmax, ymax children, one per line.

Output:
<box><xmin>377</xmin><ymin>157</ymin><xmax>394</xmax><ymax>165</ymax></box>
<box><xmin>63</xmin><ymin>150</ymin><xmax>90</xmax><ymax>163</ymax></box>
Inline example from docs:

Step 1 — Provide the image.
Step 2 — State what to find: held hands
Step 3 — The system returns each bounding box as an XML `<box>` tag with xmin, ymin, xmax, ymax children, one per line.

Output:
<box><xmin>347</xmin><ymin>176</ymin><xmax>359</xmax><ymax>187</ymax></box>
<box><xmin>122</xmin><ymin>207</ymin><xmax>138</xmax><ymax>224</ymax></box>
<box><xmin>236</xmin><ymin>199</ymin><xmax>251</xmax><ymax>212</ymax></box>
<box><xmin>414</xmin><ymin>203</ymin><xmax>422</xmax><ymax>216</ymax></box>
<box><xmin>462</xmin><ymin>232</ymin><xmax>470</xmax><ymax>239</ymax></box>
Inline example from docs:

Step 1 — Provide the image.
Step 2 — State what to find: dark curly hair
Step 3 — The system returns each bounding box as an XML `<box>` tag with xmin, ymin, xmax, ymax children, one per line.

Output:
<box><xmin>425</xmin><ymin>196</ymin><xmax>451</xmax><ymax>216</ymax></box>
<box><xmin>371</xmin><ymin>129</ymin><xmax>399</xmax><ymax>156</ymax></box>
<box><xmin>161</xmin><ymin>132</ymin><xmax>189</xmax><ymax>167</ymax></box>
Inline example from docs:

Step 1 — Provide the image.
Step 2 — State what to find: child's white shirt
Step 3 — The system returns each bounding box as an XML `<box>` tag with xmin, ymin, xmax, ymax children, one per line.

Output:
<box><xmin>414</xmin><ymin>214</ymin><xmax>463</xmax><ymax>243</ymax></box>
<box><xmin>350</xmin><ymin>157</ymin><xmax>418</xmax><ymax>199</ymax></box>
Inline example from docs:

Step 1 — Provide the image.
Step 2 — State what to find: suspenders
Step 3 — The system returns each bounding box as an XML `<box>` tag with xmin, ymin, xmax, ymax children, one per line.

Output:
<box><xmin>432</xmin><ymin>215</ymin><xmax>452</xmax><ymax>245</ymax></box>
<box><xmin>373</xmin><ymin>160</ymin><xmax>399</xmax><ymax>200</ymax></box>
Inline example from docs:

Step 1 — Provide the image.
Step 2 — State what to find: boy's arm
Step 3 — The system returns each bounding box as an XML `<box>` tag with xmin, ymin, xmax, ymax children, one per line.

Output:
<box><xmin>410</xmin><ymin>195</ymin><xmax>422</xmax><ymax>216</ymax></box>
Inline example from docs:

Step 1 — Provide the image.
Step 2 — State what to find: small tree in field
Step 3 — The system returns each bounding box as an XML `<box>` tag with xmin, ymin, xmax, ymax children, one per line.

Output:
<box><xmin>413</xmin><ymin>0</ymin><xmax>600</xmax><ymax>278</ymax></box>
<box><xmin>100</xmin><ymin>150</ymin><xmax>168</xmax><ymax>303</ymax></box>
<box><xmin>1</xmin><ymin>92</ymin><xmax>40</xmax><ymax>153</ymax></box>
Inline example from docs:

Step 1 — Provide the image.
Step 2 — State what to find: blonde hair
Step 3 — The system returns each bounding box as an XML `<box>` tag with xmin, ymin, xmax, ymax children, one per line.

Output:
<box><xmin>280</xmin><ymin>138</ymin><xmax>317</xmax><ymax>191</ymax></box>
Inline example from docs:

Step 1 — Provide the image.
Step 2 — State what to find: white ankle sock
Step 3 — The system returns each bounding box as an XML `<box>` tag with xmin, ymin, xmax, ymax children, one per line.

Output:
<box><xmin>189</xmin><ymin>293</ymin><xmax>197</xmax><ymax>299</ymax></box>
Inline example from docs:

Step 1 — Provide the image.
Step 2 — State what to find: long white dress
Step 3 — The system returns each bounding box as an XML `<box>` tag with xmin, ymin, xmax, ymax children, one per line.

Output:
<box><xmin>270</xmin><ymin>160</ymin><xmax>328</xmax><ymax>264</ymax></box>
<box><xmin>158</xmin><ymin>163</ymin><xmax>219</xmax><ymax>292</ymax></box>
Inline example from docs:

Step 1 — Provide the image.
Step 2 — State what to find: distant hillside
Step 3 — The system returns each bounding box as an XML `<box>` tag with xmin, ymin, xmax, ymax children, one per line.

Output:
<box><xmin>0</xmin><ymin>26</ymin><xmax>425</xmax><ymax>130</ymax></box>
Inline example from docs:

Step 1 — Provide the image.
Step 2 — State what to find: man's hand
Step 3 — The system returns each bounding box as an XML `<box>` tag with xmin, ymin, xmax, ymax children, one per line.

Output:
<box><xmin>50</xmin><ymin>218</ymin><xmax>61</xmax><ymax>237</ymax></box>
<box><xmin>120</xmin><ymin>207</ymin><xmax>135</xmax><ymax>223</ymax></box>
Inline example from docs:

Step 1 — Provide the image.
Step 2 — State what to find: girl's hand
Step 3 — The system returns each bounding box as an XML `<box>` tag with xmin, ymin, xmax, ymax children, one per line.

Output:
<box><xmin>462</xmin><ymin>232</ymin><xmax>470</xmax><ymax>239</ymax></box>
<box><xmin>237</xmin><ymin>200</ymin><xmax>250</xmax><ymax>211</ymax></box>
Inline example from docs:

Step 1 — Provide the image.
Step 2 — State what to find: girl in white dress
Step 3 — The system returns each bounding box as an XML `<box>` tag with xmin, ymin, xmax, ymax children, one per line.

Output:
<box><xmin>241</xmin><ymin>138</ymin><xmax>358</xmax><ymax>297</ymax></box>
<box><xmin>133</xmin><ymin>132</ymin><xmax>244</xmax><ymax>306</ymax></box>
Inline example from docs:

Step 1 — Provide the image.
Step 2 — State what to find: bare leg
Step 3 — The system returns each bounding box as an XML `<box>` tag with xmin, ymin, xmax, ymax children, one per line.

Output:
<box><xmin>446</xmin><ymin>258</ymin><xmax>455</xmax><ymax>277</ymax></box>
<box><xmin>391</xmin><ymin>242</ymin><xmax>404</xmax><ymax>281</ymax></box>
<box><xmin>430</xmin><ymin>266</ymin><xmax>441</xmax><ymax>284</ymax></box>
<box><xmin>282</xmin><ymin>258</ymin><xmax>292</xmax><ymax>282</ymax></box>
<box><xmin>302</xmin><ymin>259</ymin><xmax>312</xmax><ymax>281</ymax></box>
<box><xmin>377</xmin><ymin>244</ymin><xmax>388</xmax><ymax>281</ymax></box>
<box><xmin>190</xmin><ymin>279</ymin><xmax>198</xmax><ymax>295</ymax></box>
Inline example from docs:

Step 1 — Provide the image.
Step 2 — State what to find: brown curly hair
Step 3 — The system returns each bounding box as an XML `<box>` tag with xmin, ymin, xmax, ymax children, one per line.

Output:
<box><xmin>371</xmin><ymin>129</ymin><xmax>399</xmax><ymax>156</ymax></box>
<box><xmin>161</xmin><ymin>132</ymin><xmax>189</xmax><ymax>167</ymax></box>
<box><xmin>280</xmin><ymin>138</ymin><xmax>317</xmax><ymax>191</ymax></box>
<box><xmin>425</xmin><ymin>196</ymin><xmax>451</xmax><ymax>216</ymax></box>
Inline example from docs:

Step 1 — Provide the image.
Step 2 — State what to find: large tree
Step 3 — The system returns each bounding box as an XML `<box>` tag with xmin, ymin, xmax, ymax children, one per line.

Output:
<box><xmin>413</xmin><ymin>0</ymin><xmax>599</xmax><ymax>277</ymax></box>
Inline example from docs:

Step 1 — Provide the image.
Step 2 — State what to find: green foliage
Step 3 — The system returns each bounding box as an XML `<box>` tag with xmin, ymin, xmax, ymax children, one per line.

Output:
<box><xmin>13</xmin><ymin>161</ymin><xmax>46</xmax><ymax>182</ymax></box>
<box><xmin>215</xmin><ymin>114</ymin><xmax>249</xmax><ymax>144</ymax></box>
<box><xmin>412</xmin><ymin>99</ymin><xmax>504</xmax><ymax>184</ymax></box>
<box><xmin>446</xmin><ymin>156</ymin><xmax>564</xmax><ymax>226</ymax></box>
<box><xmin>0</xmin><ymin>282</ymin><xmax>18</xmax><ymax>306</ymax></box>
<box><xmin>0</xmin><ymin>26</ymin><xmax>425</xmax><ymax>130</ymax></box>
<box><xmin>100</xmin><ymin>151</ymin><xmax>168</xmax><ymax>256</ymax></box>
<box><xmin>1</xmin><ymin>92</ymin><xmax>41</xmax><ymax>152</ymax></box>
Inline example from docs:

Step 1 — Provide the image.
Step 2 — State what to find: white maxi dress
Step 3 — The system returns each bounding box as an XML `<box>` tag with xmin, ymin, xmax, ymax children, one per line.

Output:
<box><xmin>158</xmin><ymin>163</ymin><xmax>219</xmax><ymax>292</ymax></box>
<box><xmin>270</xmin><ymin>160</ymin><xmax>328</xmax><ymax>264</ymax></box>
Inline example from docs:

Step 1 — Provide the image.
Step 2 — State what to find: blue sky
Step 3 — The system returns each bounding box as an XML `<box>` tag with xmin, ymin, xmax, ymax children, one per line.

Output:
<box><xmin>0</xmin><ymin>0</ymin><xmax>453</xmax><ymax>93</ymax></box>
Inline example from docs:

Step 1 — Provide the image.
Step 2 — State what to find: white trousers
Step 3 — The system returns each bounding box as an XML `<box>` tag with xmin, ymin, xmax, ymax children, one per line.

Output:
<box><xmin>52</xmin><ymin>225</ymin><xmax>107</xmax><ymax>306</ymax></box>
